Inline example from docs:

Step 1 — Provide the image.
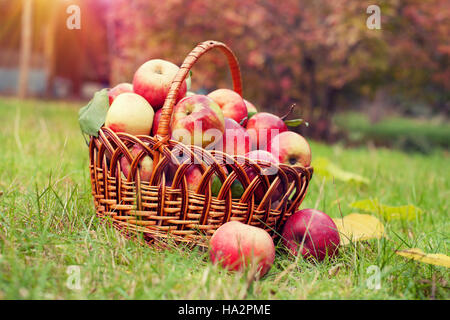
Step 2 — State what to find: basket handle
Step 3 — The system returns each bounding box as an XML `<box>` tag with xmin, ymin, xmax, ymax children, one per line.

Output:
<box><xmin>156</xmin><ymin>40</ymin><xmax>243</xmax><ymax>141</ymax></box>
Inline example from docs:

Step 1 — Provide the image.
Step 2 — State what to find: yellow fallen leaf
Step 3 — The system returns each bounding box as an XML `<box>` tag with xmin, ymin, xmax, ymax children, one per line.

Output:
<box><xmin>333</xmin><ymin>213</ymin><xmax>385</xmax><ymax>246</ymax></box>
<box><xmin>396</xmin><ymin>248</ymin><xmax>450</xmax><ymax>268</ymax></box>
<box><xmin>350</xmin><ymin>199</ymin><xmax>422</xmax><ymax>221</ymax></box>
<box><xmin>313</xmin><ymin>157</ymin><xmax>370</xmax><ymax>185</ymax></box>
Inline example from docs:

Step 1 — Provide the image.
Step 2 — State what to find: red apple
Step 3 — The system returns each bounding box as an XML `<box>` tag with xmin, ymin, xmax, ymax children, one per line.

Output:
<box><xmin>244</xmin><ymin>150</ymin><xmax>280</xmax><ymax>201</ymax></box>
<box><xmin>105</xmin><ymin>92</ymin><xmax>154</xmax><ymax>135</ymax></box>
<box><xmin>207</xmin><ymin>89</ymin><xmax>248</xmax><ymax>126</ymax></box>
<box><xmin>281</xmin><ymin>209</ymin><xmax>340</xmax><ymax>261</ymax></box>
<box><xmin>215</xmin><ymin>118</ymin><xmax>252</xmax><ymax>156</ymax></box>
<box><xmin>171</xmin><ymin>95</ymin><xmax>225</xmax><ymax>149</ymax></box>
<box><xmin>133</xmin><ymin>59</ymin><xmax>187</xmax><ymax>110</ymax></box>
<box><xmin>244</xmin><ymin>99</ymin><xmax>258</xmax><ymax>114</ymax></box>
<box><xmin>120</xmin><ymin>144</ymin><xmax>154</xmax><ymax>181</ymax></box>
<box><xmin>108</xmin><ymin>83</ymin><xmax>133</xmax><ymax>105</ymax></box>
<box><xmin>210</xmin><ymin>221</ymin><xmax>275</xmax><ymax>277</ymax></box>
<box><xmin>152</xmin><ymin>108</ymin><xmax>163</xmax><ymax>136</ymax></box>
<box><xmin>167</xmin><ymin>148</ymin><xmax>204</xmax><ymax>193</ymax></box>
<box><xmin>246</xmin><ymin>112</ymin><xmax>287</xmax><ymax>151</ymax></box>
<box><xmin>268</xmin><ymin>131</ymin><xmax>311</xmax><ymax>167</ymax></box>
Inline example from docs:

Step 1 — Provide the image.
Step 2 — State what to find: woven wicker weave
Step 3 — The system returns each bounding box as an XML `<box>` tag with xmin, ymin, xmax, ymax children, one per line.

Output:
<box><xmin>88</xmin><ymin>40</ymin><xmax>313</xmax><ymax>247</ymax></box>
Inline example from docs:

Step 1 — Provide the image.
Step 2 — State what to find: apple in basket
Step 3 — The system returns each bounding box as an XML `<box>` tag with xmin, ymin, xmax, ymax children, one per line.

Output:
<box><xmin>108</xmin><ymin>83</ymin><xmax>133</xmax><ymax>105</ymax></box>
<box><xmin>281</xmin><ymin>209</ymin><xmax>340</xmax><ymax>261</ymax></box>
<box><xmin>165</xmin><ymin>143</ymin><xmax>206</xmax><ymax>193</ymax></box>
<box><xmin>152</xmin><ymin>108</ymin><xmax>163</xmax><ymax>136</ymax></box>
<box><xmin>211</xmin><ymin>151</ymin><xmax>279</xmax><ymax>201</ymax></box>
<box><xmin>246</xmin><ymin>112</ymin><xmax>287</xmax><ymax>151</ymax></box>
<box><xmin>268</xmin><ymin>131</ymin><xmax>311</xmax><ymax>167</ymax></box>
<box><xmin>120</xmin><ymin>144</ymin><xmax>154</xmax><ymax>181</ymax></box>
<box><xmin>133</xmin><ymin>59</ymin><xmax>187</xmax><ymax>110</ymax></box>
<box><xmin>211</xmin><ymin>172</ymin><xmax>246</xmax><ymax>199</ymax></box>
<box><xmin>207</xmin><ymin>89</ymin><xmax>248</xmax><ymax>127</ymax></box>
<box><xmin>171</xmin><ymin>95</ymin><xmax>225</xmax><ymax>149</ymax></box>
<box><xmin>244</xmin><ymin>150</ymin><xmax>281</xmax><ymax>201</ymax></box>
<box><xmin>215</xmin><ymin>118</ymin><xmax>252</xmax><ymax>156</ymax></box>
<box><xmin>105</xmin><ymin>92</ymin><xmax>154</xmax><ymax>136</ymax></box>
<box><xmin>243</xmin><ymin>99</ymin><xmax>258</xmax><ymax>114</ymax></box>
<box><xmin>210</xmin><ymin>221</ymin><xmax>275</xmax><ymax>277</ymax></box>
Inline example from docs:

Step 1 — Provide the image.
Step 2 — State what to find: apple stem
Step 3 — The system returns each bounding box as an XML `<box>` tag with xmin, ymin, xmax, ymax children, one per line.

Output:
<box><xmin>280</xmin><ymin>103</ymin><xmax>297</xmax><ymax>121</ymax></box>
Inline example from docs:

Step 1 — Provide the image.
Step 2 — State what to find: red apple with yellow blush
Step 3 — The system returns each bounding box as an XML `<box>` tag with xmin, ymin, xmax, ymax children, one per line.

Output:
<box><xmin>207</xmin><ymin>89</ymin><xmax>248</xmax><ymax>126</ymax></box>
<box><xmin>105</xmin><ymin>92</ymin><xmax>154</xmax><ymax>136</ymax></box>
<box><xmin>171</xmin><ymin>95</ymin><xmax>225</xmax><ymax>149</ymax></box>
<box><xmin>120</xmin><ymin>144</ymin><xmax>154</xmax><ymax>181</ymax></box>
<box><xmin>210</xmin><ymin>221</ymin><xmax>275</xmax><ymax>277</ymax></box>
<box><xmin>108</xmin><ymin>83</ymin><xmax>133</xmax><ymax>105</ymax></box>
<box><xmin>133</xmin><ymin>59</ymin><xmax>186</xmax><ymax>110</ymax></box>
<box><xmin>215</xmin><ymin>118</ymin><xmax>252</xmax><ymax>156</ymax></box>
<box><xmin>246</xmin><ymin>112</ymin><xmax>287</xmax><ymax>151</ymax></box>
<box><xmin>268</xmin><ymin>131</ymin><xmax>311</xmax><ymax>167</ymax></box>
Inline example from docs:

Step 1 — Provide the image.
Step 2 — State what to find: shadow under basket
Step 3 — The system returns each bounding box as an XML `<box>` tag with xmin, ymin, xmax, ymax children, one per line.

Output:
<box><xmin>88</xmin><ymin>40</ymin><xmax>313</xmax><ymax>248</ymax></box>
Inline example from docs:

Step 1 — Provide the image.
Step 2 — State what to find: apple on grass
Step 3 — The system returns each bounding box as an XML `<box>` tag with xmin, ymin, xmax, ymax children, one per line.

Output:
<box><xmin>108</xmin><ymin>83</ymin><xmax>134</xmax><ymax>105</ymax></box>
<box><xmin>133</xmin><ymin>59</ymin><xmax>187</xmax><ymax>110</ymax></box>
<box><xmin>120</xmin><ymin>144</ymin><xmax>153</xmax><ymax>181</ymax></box>
<box><xmin>246</xmin><ymin>112</ymin><xmax>288</xmax><ymax>151</ymax></box>
<box><xmin>207</xmin><ymin>89</ymin><xmax>248</xmax><ymax>126</ymax></box>
<box><xmin>210</xmin><ymin>221</ymin><xmax>275</xmax><ymax>277</ymax></box>
<box><xmin>171</xmin><ymin>95</ymin><xmax>225</xmax><ymax>149</ymax></box>
<box><xmin>268</xmin><ymin>131</ymin><xmax>311</xmax><ymax>167</ymax></box>
<box><xmin>281</xmin><ymin>209</ymin><xmax>340</xmax><ymax>261</ymax></box>
<box><xmin>105</xmin><ymin>92</ymin><xmax>154</xmax><ymax>136</ymax></box>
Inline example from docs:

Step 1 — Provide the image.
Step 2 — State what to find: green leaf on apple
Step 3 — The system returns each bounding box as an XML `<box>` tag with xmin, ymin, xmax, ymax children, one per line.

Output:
<box><xmin>247</xmin><ymin>111</ymin><xmax>257</xmax><ymax>120</ymax></box>
<box><xmin>78</xmin><ymin>88</ymin><xmax>109</xmax><ymax>137</ymax></box>
<box><xmin>284</xmin><ymin>118</ymin><xmax>309</xmax><ymax>127</ymax></box>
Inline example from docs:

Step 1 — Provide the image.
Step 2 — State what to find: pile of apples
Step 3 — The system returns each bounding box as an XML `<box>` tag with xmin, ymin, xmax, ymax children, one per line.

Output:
<box><xmin>105</xmin><ymin>58</ymin><xmax>311</xmax><ymax>196</ymax></box>
<box><xmin>105</xmin><ymin>58</ymin><xmax>339</xmax><ymax>276</ymax></box>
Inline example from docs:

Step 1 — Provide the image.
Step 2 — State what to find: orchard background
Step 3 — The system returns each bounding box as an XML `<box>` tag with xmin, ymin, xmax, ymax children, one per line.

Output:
<box><xmin>0</xmin><ymin>0</ymin><xmax>448</xmax><ymax>299</ymax></box>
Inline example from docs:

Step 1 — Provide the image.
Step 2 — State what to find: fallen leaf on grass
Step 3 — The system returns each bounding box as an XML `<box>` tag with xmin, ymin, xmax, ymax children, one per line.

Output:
<box><xmin>313</xmin><ymin>157</ymin><xmax>370</xmax><ymax>185</ymax></box>
<box><xmin>333</xmin><ymin>213</ymin><xmax>385</xmax><ymax>246</ymax></box>
<box><xmin>350</xmin><ymin>199</ymin><xmax>422</xmax><ymax>221</ymax></box>
<box><xmin>396</xmin><ymin>248</ymin><xmax>450</xmax><ymax>268</ymax></box>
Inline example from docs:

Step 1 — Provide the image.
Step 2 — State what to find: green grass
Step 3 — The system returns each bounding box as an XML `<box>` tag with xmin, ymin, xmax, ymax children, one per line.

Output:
<box><xmin>0</xmin><ymin>97</ymin><xmax>449</xmax><ymax>299</ymax></box>
<box><xmin>334</xmin><ymin>112</ymin><xmax>450</xmax><ymax>152</ymax></box>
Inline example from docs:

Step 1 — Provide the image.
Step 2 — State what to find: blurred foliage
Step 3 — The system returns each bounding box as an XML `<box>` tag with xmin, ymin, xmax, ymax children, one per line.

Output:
<box><xmin>2</xmin><ymin>0</ymin><xmax>448</xmax><ymax>138</ymax></box>
<box><xmin>107</xmin><ymin>0</ymin><xmax>449</xmax><ymax>135</ymax></box>
<box><xmin>334</xmin><ymin>112</ymin><xmax>450</xmax><ymax>152</ymax></box>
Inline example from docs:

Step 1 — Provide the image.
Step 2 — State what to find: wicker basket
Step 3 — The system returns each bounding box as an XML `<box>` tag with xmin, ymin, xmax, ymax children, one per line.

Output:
<box><xmin>88</xmin><ymin>40</ymin><xmax>313</xmax><ymax>247</ymax></box>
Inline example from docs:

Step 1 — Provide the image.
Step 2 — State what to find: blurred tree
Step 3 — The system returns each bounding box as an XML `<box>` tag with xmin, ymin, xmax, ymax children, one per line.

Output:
<box><xmin>108</xmin><ymin>0</ymin><xmax>449</xmax><ymax>139</ymax></box>
<box><xmin>18</xmin><ymin>0</ymin><xmax>32</xmax><ymax>98</ymax></box>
